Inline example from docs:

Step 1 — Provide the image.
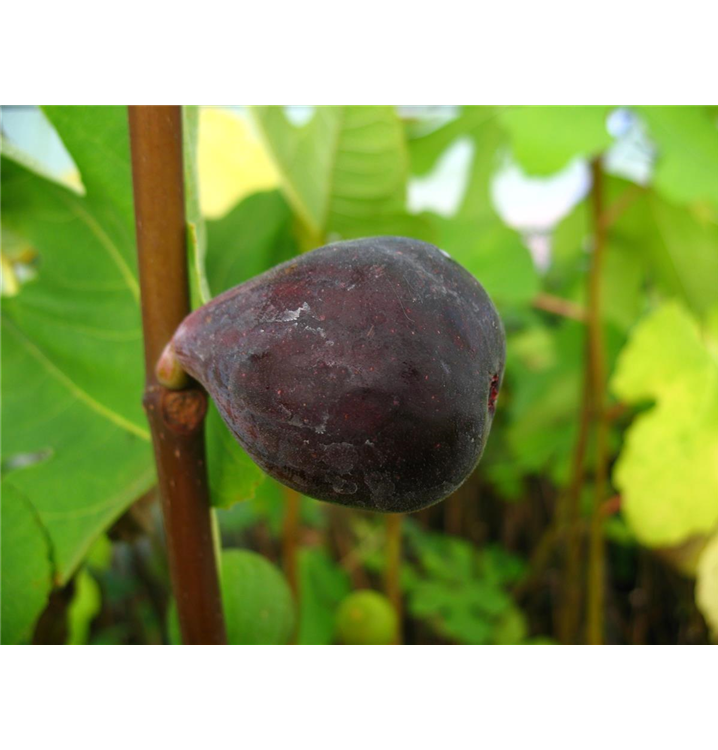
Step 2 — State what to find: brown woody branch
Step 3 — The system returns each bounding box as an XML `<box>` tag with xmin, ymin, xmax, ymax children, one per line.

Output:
<box><xmin>129</xmin><ymin>106</ymin><xmax>226</xmax><ymax>645</ymax></box>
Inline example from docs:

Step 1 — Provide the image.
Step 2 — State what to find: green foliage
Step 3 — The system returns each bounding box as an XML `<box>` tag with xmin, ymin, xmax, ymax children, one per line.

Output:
<box><xmin>66</xmin><ymin>568</ymin><xmax>102</xmax><ymax>645</ymax></box>
<box><xmin>407</xmin><ymin>106</ymin><xmax>498</xmax><ymax>177</ymax></box>
<box><xmin>1</xmin><ymin>107</ymin><xmax>154</xmax><ymax>584</ymax></box>
<box><xmin>642</xmin><ymin>194</ymin><xmax>718</xmax><ymax>317</ymax></box>
<box><xmin>501</xmin><ymin>106</ymin><xmax>613</xmax><ymax>174</ymax></box>
<box><xmin>640</xmin><ymin>106</ymin><xmax>718</xmax><ymax>211</ymax></box>
<box><xmin>253</xmin><ymin>106</ymin><xmax>414</xmax><ymax>247</ymax></box>
<box><xmin>1</xmin><ymin>485</ymin><xmax>53</xmax><ymax>644</ymax></box>
<box><xmin>4</xmin><ymin>104</ymin><xmax>718</xmax><ymax>643</ymax></box>
<box><xmin>205</xmin><ymin>401</ymin><xmax>266</xmax><ymax>509</ymax></box>
<box><xmin>402</xmin><ymin>525</ymin><xmax>530</xmax><ymax>645</ymax></box>
<box><xmin>205</xmin><ymin>190</ymin><xmax>297</xmax><ymax>295</ymax></box>
<box><xmin>217</xmin><ymin>476</ymin><xmax>324</xmax><ymax>538</ymax></box>
<box><xmin>505</xmin><ymin>320</ymin><xmax>583</xmax><ymax>483</ymax></box>
<box><xmin>297</xmin><ymin>547</ymin><xmax>351</xmax><ymax>645</ymax></box>
<box><xmin>432</xmin><ymin>215</ymin><xmax>539</xmax><ymax>309</ymax></box>
<box><xmin>611</xmin><ymin>302</ymin><xmax>718</xmax><ymax>546</ymax></box>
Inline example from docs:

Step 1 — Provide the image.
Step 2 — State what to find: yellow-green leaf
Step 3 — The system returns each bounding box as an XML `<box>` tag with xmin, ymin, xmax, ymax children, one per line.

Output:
<box><xmin>611</xmin><ymin>302</ymin><xmax>718</xmax><ymax>546</ymax></box>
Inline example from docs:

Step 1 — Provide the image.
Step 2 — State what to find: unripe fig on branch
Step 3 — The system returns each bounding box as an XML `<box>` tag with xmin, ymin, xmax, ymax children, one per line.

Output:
<box><xmin>160</xmin><ymin>236</ymin><xmax>505</xmax><ymax>513</ymax></box>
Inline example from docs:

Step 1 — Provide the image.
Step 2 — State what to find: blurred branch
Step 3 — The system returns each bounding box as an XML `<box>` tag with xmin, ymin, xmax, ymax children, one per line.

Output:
<box><xmin>605</xmin><ymin>401</ymin><xmax>628</xmax><ymax>423</ymax></box>
<box><xmin>557</xmin><ymin>360</ymin><xmax>592</xmax><ymax>643</ymax></box>
<box><xmin>532</xmin><ymin>293</ymin><xmax>587</xmax><ymax>323</ymax></box>
<box><xmin>602</xmin><ymin>183</ymin><xmax>646</xmax><ymax>230</ymax></box>
<box><xmin>282</xmin><ymin>488</ymin><xmax>301</xmax><ymax>598</ymax></box>
<box><xmin>330</xmin><ymin>507</ymin><xmax>371</xmax><ymax>589</ymax></box>
<box><xmin>601</xmin><ymin>495</ymin><xmax>621</xmax><ymax>517</ymax></box>
<box><xmin>108</xmin><ymin>488</ymin><xmax>157</xmax><ymax>543</ymax></box>
<box><xmin>385</xmin><ymin>514</ymin><xmax>404</xmax><ymax>644</ymax></box>
<box><xmin>586</xmin><ymin>156</ymin><xmax>610</xmax><ymax>645</ymax></box>
<box><xmin>549</xmin><ymin>159</ymin><xmax>617</xmax><ymax>644</ymax></box>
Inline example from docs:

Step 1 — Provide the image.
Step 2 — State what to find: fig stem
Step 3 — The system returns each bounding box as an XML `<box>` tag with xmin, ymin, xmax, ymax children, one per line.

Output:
<box><xmin>129</xmin><ymin>105</ymin><xmax>227</xmax><ymax>645</ymax></box>
<box><xmin>156</xmin><ymin>341</ymin><xmax>189</xmax><ymax>390</ymax></box>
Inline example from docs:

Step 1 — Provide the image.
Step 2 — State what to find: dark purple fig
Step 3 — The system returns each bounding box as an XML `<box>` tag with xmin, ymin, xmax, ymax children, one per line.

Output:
<box><xmin>165</xmin><ymin>236</ymin><xmax>505</xmax><ymax>513</ymax></box>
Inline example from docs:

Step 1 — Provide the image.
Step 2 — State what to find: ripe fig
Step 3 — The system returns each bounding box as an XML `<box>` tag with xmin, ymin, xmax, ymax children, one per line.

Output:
<box><xmin>166</xmin><ymin>236</ymin><xmax>505</xmax><ymax>513</ymax></box>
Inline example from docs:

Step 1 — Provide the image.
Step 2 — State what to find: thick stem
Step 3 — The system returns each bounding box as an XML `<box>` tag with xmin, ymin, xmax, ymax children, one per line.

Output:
<box><xmin>586</xmin><ymin>157</ymin><xmax>609</xmax><ymax>645</ymax></box>
<box><xmin>385</xmin><ymin>513</ymin><xmax>403</xmax><ymax>643</ymax></box>
<box><xmin>129</xmin><ymin>106</ymin><xmax>226</xmax><ymax>645</ymax></box>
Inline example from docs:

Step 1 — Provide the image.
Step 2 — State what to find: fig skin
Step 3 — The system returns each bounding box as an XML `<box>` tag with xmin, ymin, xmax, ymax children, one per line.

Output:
<box><xmin>170</xmin><ymin>236</ymin><xmax>505</xmax><ymax>513</ymax></box>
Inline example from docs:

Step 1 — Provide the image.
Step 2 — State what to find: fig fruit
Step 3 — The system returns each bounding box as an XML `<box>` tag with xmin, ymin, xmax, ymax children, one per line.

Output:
<box><xmin>335</xmin><ymin>590</ymin><xmax>398</xmax><ymax>645</ymax></box>
<box><xmin>166</xmin><ymin>236</ymin><xmax>505</xmax><ymax>513</ymax></box>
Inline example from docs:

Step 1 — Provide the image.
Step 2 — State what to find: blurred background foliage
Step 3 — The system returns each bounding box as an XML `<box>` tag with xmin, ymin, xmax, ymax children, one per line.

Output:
<box><xmin>1</xmin><ymin>105</ymin><xmax>717</xmax><ymax>645</ymax></box>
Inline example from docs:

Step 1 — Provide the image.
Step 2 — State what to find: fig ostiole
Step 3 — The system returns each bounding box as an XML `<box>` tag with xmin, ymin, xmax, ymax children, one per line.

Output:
<box><xmin>161</xmin><ymin>236</ymin><xmax>505</xmax><ymax>513</ymax></box>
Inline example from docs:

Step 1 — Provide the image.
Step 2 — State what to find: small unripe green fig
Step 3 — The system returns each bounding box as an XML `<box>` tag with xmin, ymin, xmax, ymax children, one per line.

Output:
<box><xmin>166</xmin><ymin>236</ymin><xmax>505</xmax><ymax>513</ymax></box>
<box><xmin>335</xmin><ymin>590</ymin><xmax>398</xmax><ymax>645</ymax></box>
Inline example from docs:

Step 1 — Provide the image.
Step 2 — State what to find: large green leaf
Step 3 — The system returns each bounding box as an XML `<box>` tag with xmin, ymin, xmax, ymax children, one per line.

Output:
<box><xmin>501</xmin><ymin>106</ymin><xmax>613</xmax><ymax>175</ymax></box>
<box><xmin>182</xmin><ymin>106</ymin><xmax>211</xmax><ymax>305</ymax></box>
<box><xmin>640</xmin><ymin>106</ymin><xmax>718</xmax><ymax>211</ymax></box>
<box><xmin>253</xmin><ymin>106</ymin><xmax>411</xmax><ymax>246</ymax></box>
<box><xmin>1</xmin><ymin>485</ymin><xmax>53</xmax><ymax>644</ymax></box>
<box><xmin>1</xmin><ymin>106</ymin><xmax>154</xmax><ymax>584</ymax></box>
<box><xmin>407</xmin><ymin>106</ymin><xmax>500</xmax><ymax>177</ymax></box>
<box><xmin>205</xmin><ymin>401</ymin><xmax>266</xmax><ymax>508</ymax></box>
<box><xmin>205</xmin><ymin>189</ymin><xmax>297</xmax><ymax>295</ymax></box>
<box><xmin>431</xmin><ymin>214</ymin><xmax>539</xmax><ymax>309</ymax></box>
<box><xmin>645</xmin><ymin>194</ymin><xmax>718</xmax><ymax>317</ymax></box>
<box><xmin>611</xmin><ymin>302</ymin><xmax>718</xmax><ymax>546</ymax></box>
<box><xmin>609</xmin><ymin>190</ymin><xmax>718</xmax><ymax>318</ymax></box>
